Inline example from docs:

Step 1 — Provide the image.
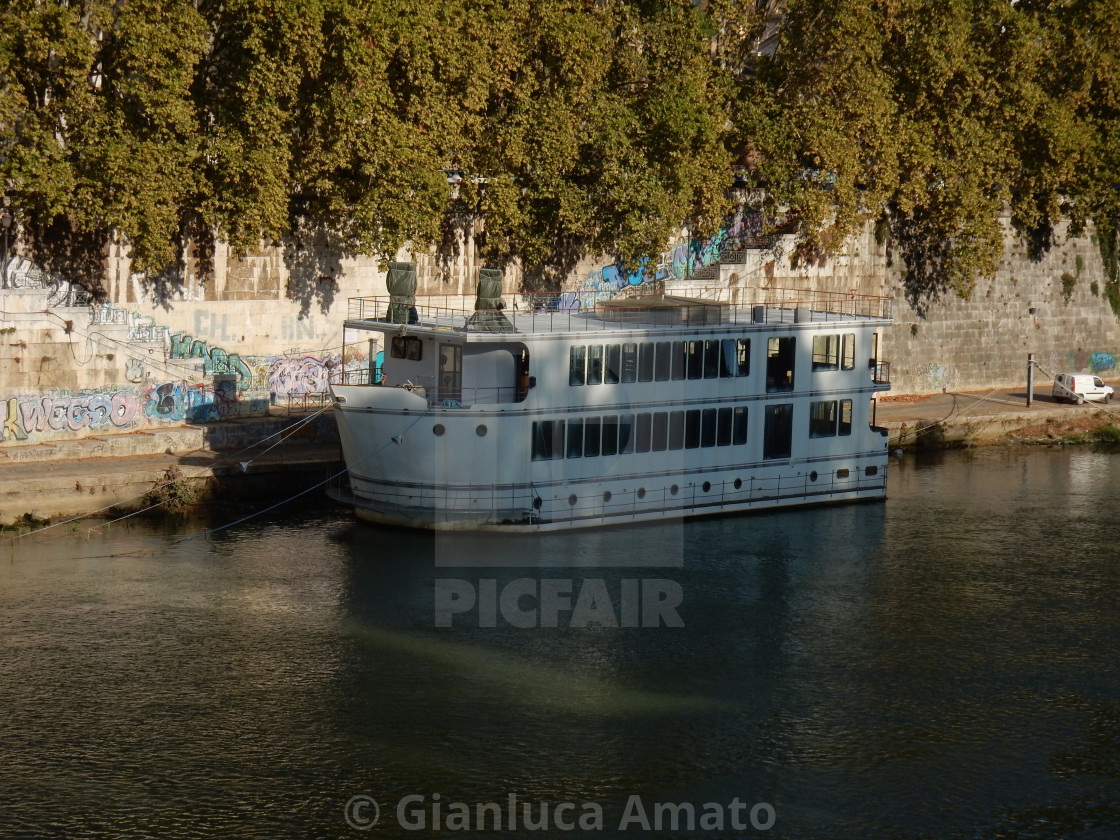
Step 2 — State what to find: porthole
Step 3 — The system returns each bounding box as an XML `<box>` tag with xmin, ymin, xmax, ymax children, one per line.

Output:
<box><xmin>433</xmin><ymin>424</ymin><xmax>445</xmax><ymax>436</ymax></box>
<box><xmin>865</xmin><ymin>466</ymin><xmax>878</xmax><ymax>477</ymax></box>
<box><xmin>809</xmin><ymin>471</ymin><xmax>818</xmax><ymax>482</ymax></box>
<box><xmin>670</xmin><ymin>484</ymin><xmax>679</xmax><ymax>496</ymax></box>
<box><xmin>636</xmin><ymin>488</ymin><xmax>646</xmax><ymax>499</ymax></box>
<box><xmin>702</xmin><ymin>481</ymin><xmax>711</xmax><ymax>493</ymax></box>
<box><xmin>475</xmin><ymin>424</ymin><xmax>488</xmax><ymax>437</ymax></box>
<box><xmin>733</xmin><ymin>478</ymin><xmax>742</xmax><ymax>490</ymax></box>
<box><xmin>603</xmin><ymin>490</ymin><xmax>612</xmax><ymax>503</ymax></box>
<box><xmin>568</xmin><ymin>494</ymin><xmax>578</xmax><ymax>506</ymax></box>
<box><xmin>836</xmin><ymin>468</ymin><xmax>850</xmax><ymax>479</ymax></box>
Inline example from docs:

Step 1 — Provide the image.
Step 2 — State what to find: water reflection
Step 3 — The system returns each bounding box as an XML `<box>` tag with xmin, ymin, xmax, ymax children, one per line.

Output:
<box><xmin>0</xmin><ymin>449</ymin><xmax>1117</xmax><ymax>838</ymax></box>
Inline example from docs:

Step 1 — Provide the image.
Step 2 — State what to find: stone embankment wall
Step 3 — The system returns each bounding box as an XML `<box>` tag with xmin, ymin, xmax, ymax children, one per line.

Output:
<box><xmin>711</xmin><ymin>217</ymin><xmax>1120</xmax><ymax>395</ymax></box>
<box><xmin>3</xmin><ymin>212</ymin><xmax>1120</xmax><ymax>451</ymax></box>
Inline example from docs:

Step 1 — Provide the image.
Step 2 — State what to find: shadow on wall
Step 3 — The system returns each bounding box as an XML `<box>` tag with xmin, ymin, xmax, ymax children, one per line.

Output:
<box><xmin>283</xmin><ymin>230</ymin><xmax>346</xmax><ymax>318</ymax></box>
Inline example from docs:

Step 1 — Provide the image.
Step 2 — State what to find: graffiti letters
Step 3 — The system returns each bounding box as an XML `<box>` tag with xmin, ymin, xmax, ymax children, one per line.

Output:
<box><xmin>1</xmin><ymin>390</ymin><xmax>140</xmax><ymax>441</ymax></box>
<box><xmin>169</xmin><ymin>333</ymin><xmax>253</xmax><ymax>388</ymax></box>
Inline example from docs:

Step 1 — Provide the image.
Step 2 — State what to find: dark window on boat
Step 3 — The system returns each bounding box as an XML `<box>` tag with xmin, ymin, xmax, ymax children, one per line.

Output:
<box><xmin>651</xmin><ymin>412</ymin><xmax>669</xmax><ymax>451</ymax></box>
<box><xmin>618</xmin><ymin>414</ymin><xmax>634</xmax><ymax>454</ymax></box>
<box><xmin>766</xmin><ymin>337</ymin><xmax>795</xmax><ymax>392</ymax></box>
<box><xmin>636</xmin><ymin>413</ymin><xmax>653</xmax><ymax>452</ymax></box>
<box><xmin>671</xmin><ymin>341</ymin><xmax>686</xmax><ymax>380</ymax></box>
<box><xmin>812</xmin><ymin>334</ymin><xmax>840</xmax><ymax>370</ymax></box>
<box><xmin>865</xmin><ymin>465</ymin><xmax>878</xmax><ymax>476</ymax></box>
<box><xmin>654</xmin><ymin>342</ymin><xmax>672</xmax><ymax>381</ymax></box>
<box><xmin>605</xmin><ymin>344</ymin><xmax>621</xmax><ymax>384</ymax></box>
<box><xmin>584</xmin><ymin>417</ymin><xmax>602</xmax><ymax>456</ymax></box>
<box><xmin>531</xmin><ymin>420</ymin><xmax>564</xmax><ymax>460</ymax></box>
<box><xmin>842</xmin><ymin>333</ymin><xmax>856</xmax><ymax>370</ymax></box>
<box><xmin>566</xmin><ymin>420</ymin><xmax>584</xmax><ymax>458</ymax></box>
<box><xmin>839</xmin><ymin>399</ymin><xmax>853</xmax><ymax>436</ymax></box>
<box><xmin>684</xmin><ymin>410</ymin><xmax>701</xmax><ymax>449</ymax></box>
<box><xmin>669</xmin><ymin>411</ymin><xmax>686</xmax><ymax>449</ymax></box>
<box><xmin>720</xmin><ymin>338</ymin><xmax>750</xmax><ymax>377</ymax></box>
<box><xmin>716</xmin><ymin>407</ymin><xmax>733</xmax><ymax>446</ymax></box>
<box><xmin>569</xmin><ymin>346</ymin><xmax>586</xmax><ymax>386</ymax></box>
<box><xmin>732</xmin><ymin>406</ymin><xmax>748</xmax><ymax>445</ymax></box>
<box><xmin>704</xmin><ymin>340</ymin><xmax>721</xmax><ymax>379</ymax></box>
<box><xmin>638</xmin><ymin>343</ymin><xmax>655</xmax><ymax>382</ymax></box>
<box><xmin>390</xmin><ymin>335</ymin><xmax>423</xmax><ymax>360</ymax></box>
<box><xmin>621</xmin><ymin>343</ymin><xmax>638</xmax><ymax>383</ymax></box>
<box><xmin>809</xmin><ymin>400</ymin><xmax>838</xmax><ymax>438</ymax></box>
<box><xmin>588</xmin><ymin>345</ymin><xmax>604</xmax><ymax>384</ymax></box>
<box><xmin>686</xmin><ymin>340</ymin><xmax>704</xmax><ymax>380</ymax></box>
<box><xmin>602</xmin><ymin>415</ymin><xmax>619</xmax><ymax>456</ymax></box>
<box><xmin>763</xmin><ymin>404</ymin><xmax>793</xmax><ymax>459</ymax></box>
<box><xmin>701</xmin><ymin>408</ymin><xmax>717</xmax><ymax>447</ymax></box>
<box><xmin>836</xmin><ymin>468</ymin><xmax>850</xmax><ymax>479</ymax></box>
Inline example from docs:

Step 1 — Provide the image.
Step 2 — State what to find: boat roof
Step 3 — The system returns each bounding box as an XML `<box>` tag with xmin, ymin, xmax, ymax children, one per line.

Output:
<box><xmin>344</xmin><ymin>285</ymin><xmax>891</xmax><ymax>338</ymax></box>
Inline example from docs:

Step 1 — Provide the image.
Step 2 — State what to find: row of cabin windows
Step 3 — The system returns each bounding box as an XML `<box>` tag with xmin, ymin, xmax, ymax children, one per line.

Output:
<box><xmin>531</xmin><ymin>398</ymin><xmax>854</xmax><ymax>462</ymax></box>
<box><xmin>812</xmin><ymin>333</ymin><xmax>856</xmax><ymax>371</ymax></box>
<box><xmin>569</xmin><ymin>339</ymin><xmax>751</xmax><ymax>386</ymax></box>
<box><xmin>532</xmin><ymin>405</ymin><xmax>750</xmax><ymax>461</ymax></box>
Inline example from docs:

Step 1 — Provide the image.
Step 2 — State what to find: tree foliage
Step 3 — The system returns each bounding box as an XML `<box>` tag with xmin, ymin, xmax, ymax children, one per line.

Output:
<box><xmin>1</xmin><ymin>1</ymin><xmax>1119</xmax><ymax>308</ymax></box>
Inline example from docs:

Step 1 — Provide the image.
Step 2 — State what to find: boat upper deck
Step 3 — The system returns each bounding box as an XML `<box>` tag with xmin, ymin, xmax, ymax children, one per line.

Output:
<box><xmin>345</xmin><ymin>286</ymin><xmax>891</xmax><ymax>337</ymax></box>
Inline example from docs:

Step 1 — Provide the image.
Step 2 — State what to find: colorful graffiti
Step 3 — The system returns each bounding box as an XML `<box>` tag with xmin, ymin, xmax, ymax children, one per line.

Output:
<box><xmin>169</xmin><ymin>333</ymin><xmax>253</xmax><ymax>387</ymax></box>
<box><xmin>266</xmin><ymin>355</ymin><xmax>340</xmax><ymax>399</ymax></box>
<box><xmin>579</xmin><ymin>214</ymin><xmax>765</xmax><ymax>293</ymax></box>
<box><xmin>2</xmin><ymin>390</ymin><xmax>140</xmax><ymax>441</ymax></box>
<box><xmin>1090</xmin><ymin>352</ymin><xmax>1117</xmax><ymax>373</ymax></box>
<box><xmin>142</xmin><ymin>380</ymin><xmax>268</xmax><ymax>423</ymax></box>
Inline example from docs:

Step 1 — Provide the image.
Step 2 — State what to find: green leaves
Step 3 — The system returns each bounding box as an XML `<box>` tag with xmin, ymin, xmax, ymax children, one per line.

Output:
<box><xmin>2</xmin><ymin>0</ymin><xmax>1120</xmax><ymax>305</ymax></box>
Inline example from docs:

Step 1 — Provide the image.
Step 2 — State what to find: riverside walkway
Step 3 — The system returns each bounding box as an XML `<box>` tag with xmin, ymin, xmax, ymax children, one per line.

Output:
<box><xmin>3</xmin><ymin>384</ymin><xmax>1119</xmax><ymax>525</ymax></box>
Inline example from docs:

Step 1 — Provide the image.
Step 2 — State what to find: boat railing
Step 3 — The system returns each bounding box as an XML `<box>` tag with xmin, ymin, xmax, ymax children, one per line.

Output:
<box><xmin>346</xmin><ymin>286</ymin><xmax>891</xmax><ymax>330</ymax></box>
<box><xmin>330</xmin><ymin>371</ymin><xmax>521</xmax><ymax>407</ymax></box>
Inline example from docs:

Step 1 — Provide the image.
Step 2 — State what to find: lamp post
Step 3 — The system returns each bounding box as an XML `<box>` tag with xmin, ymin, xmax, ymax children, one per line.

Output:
<box><xmin>0</xmin><ymin>209</ymin><xmax>11</xmax><ymax>290</ymax></box>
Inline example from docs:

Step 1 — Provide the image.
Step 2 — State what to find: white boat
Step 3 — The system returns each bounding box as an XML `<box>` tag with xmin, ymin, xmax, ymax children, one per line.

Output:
<box><xmin>329</xmin><ymin>263</ymin><xmax>892</xmax><ymax>531</ymax></box>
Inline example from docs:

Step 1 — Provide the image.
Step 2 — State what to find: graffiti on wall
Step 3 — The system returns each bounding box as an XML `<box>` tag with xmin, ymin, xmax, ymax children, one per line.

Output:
<box><xmin>1</xmin><ymin>390</ymin><xmax>140</xmax><ymax>441</ymax></box>
<box><xmin>579</xmin><ymin>214</ymin><xmax>766</xmax><ymax>294</ymax></box>
<box><xmin>169</xmin><ymin>333</ymin><xmax>253</xmax><ymax>388</ymax></box>
<box><xmin>142</xmin><ymin>380</ymin><xmax>267</xmax><ymax>423</ymax></box>
<box><xmin>1090</xmin><ymin>352</ymin><xmax>1117</xmax><ymax>373</ymax></box>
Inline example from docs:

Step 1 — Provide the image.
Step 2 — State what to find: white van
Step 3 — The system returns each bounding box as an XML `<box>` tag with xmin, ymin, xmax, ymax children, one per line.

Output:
<box><xmin>1052</xmin><ymin>373</ymin><xmax>1114</xmax><ymax>404</ymax></box>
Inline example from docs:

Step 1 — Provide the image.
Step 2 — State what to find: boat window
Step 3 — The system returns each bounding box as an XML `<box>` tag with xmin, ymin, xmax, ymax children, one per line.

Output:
<box><xmin>683</xmin><ymin>410</ymin><xmax>701</xmax><ymax>449</ymax></box>
<box><xmin>588</xmin><ymin>345</ymin><xmax>605</xmax><ymax>384</ymax></box>
<box><xmin>716</xmin><ymin>407</ymin><xmax>733</xmax><ymax>446</ymax></box>
<box><xmin>812</xmin><ymin>334</ymin><xmax>840</xmax><ymax>370</ymax></box>
<box><xmin>635</xmin><ymin>413</ymin><xmax>652</xmax><ymax>452</ymax></box>
<box><xmin>809</xmin><ymin>400</ymin><xmax>838</xmax><ymax>438</ymax></box>
<box><xmin>732</xmin><ymin>406</ymin><xmax>748</xmax><ymax>445</ymax></box>
<box><xmin>390</xmin><ymin>336</ymin><xmax>422</xmax><ymax>360</ymax></box>
<box><xmin>566</xmin><ymin>420</ymin><xmax>584</xmax><ymax>458</ymax></box>
<box><xmin>651</xmin><ymin>412</ymin><xmax>669</xmax><ymax>451</ymax></box>
<box><xmin>701</xmin><ymin>408</ymin><xmax>717</xmax><ymax>447</ymax></box>
<box><xmin>621</xmin><ymin>344</ymin><xmax>638</xmax><ymax>383</ymax></box>
<box><xmin>605</xmin><ymin>345</ymin><xmax>621</xmax><ymax>384</ymax></box>
<box><xmin>671</xmin><ymin>342</ymin><xmax>686</xmax><ymax>380</ymax></box>
<box><xmin>842</xmin><ymin>333</ymin><xmax>856</xmax><ymax>370</ymax></box>
<box><xmin>618</xmin><ymin>414</ymin><xmax>634</xmax><ymax>454</ymax></box>
<box><xmin>766</xmin><ymin>337</ymin><xmax>795</xmax><ymax>392</ymax></box>
<box><xmin>720</xmin><ymin>339</ymin><xmax>743</xmax><ymax>377</ymax></box>
<box><xmin>703</xmin><ymin>340</ymin><xmax>721</xmax><ymax>379</ymax></box>
<box><xmin>654</xmin><ymin>342</ymin><xmax>671</xmax><ymax>381</ymax></box>
<box><xmin>686</xmin><ymin>341</ymin><xmax>704</xmax><ymax>380</ymax></box>
<box><xmin>639</xmin><ymin>343</ymin><xmax>656</xmax><ymax>382</ymax></box>
<box><xmin>601</xmin><ymin>415</ymin><xmax>619</xmax><ymax>456</ymax></box>
<box><xmin>584</xmin><ymin>417</ymin><xmax>602</xmax><ymax>457</ymax></box>
<box><xmin>569</xmin><ymin>346</ymin><xmax>586</xmax><ymax>386</ymax></box>
<box><xmin>668</xmin><ymin>411</ymin><xmax>686</xmax><ymax>449</ymax></box>
<box><xmin>531</xmin><ymin>420</ymin><xmax>565</xmax><ymax>460</ymax></box>
<box><xmin>736</xmin><ymin>339</ymin><xmax>750</xmax><ymax>376</ymax></box>
<box><xmin>763</xmin><ymin>404</ymin><xmax>793</xmax><ymax>459</ymax></box>
<box><xmin>839</xmin><ymin>399</ymin><xmax>853</xmax><ymax>435</ymax></box>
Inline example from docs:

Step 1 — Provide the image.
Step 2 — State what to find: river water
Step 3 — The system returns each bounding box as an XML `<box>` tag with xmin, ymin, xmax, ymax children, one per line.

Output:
<box><xmin>1</xmin><ymin>447</ymin><xmax>1118</xmax><ymax>839</ymax></box>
